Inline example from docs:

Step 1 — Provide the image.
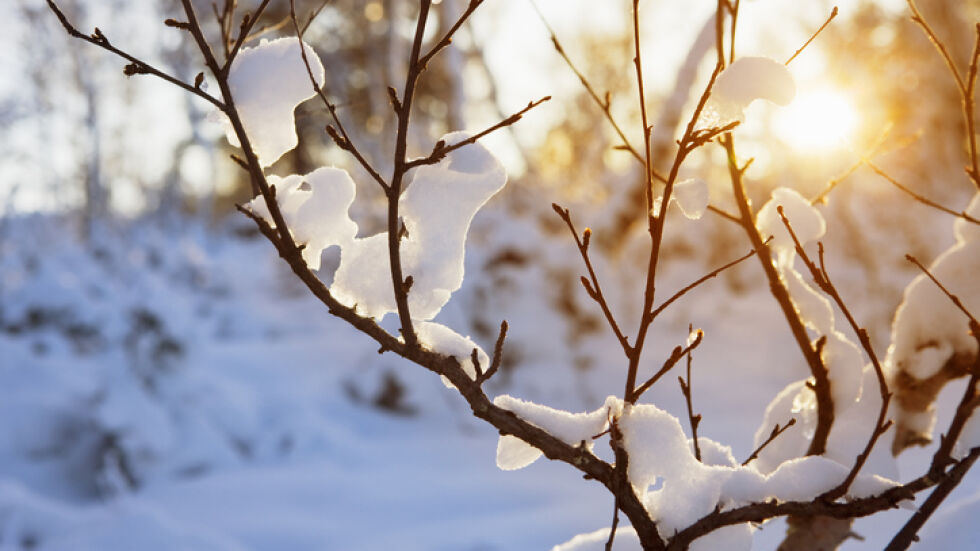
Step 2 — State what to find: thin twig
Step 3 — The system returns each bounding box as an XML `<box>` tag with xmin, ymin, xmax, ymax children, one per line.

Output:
<box><xmin>650</xmin><ymin>242</ymin><xmax>763</xmax><ymax>320</ymax></box>
<box><xmin>905</xmin><ymin>255</ymin><xmax>980</xmax><ymax>475</ymax></box>
<box><xmin>721</xmin><ymin>133</ymin><xmax>833</xmax><ymax>456</ymax></box>
<box><xmin>906</xmin><ymin>0</ymin><xmax>965</xmax><ymax>92</ymax></box>
<box><xmin>45</xmin><ymin>1</ymin><xmax>225</xmax><ymax>110</ymax></box>
<box><xmin>777</xmin><ymin>209</ymin><xmax>893</xmax><ymax>500</ymax></box>
<box><xmin>288</xmin><ymin>0</ymin><xmax>389</xmax><ymax>192</ymax></box>
<box><xmin>811</xmin><ymin>124</ymin><xmax>892</xmax><ymax>205</ymax></box>
<box><xmin>885</xmin><ymin>448</ymin><xmax>980</xmax><ymax>551</ymax></box>
<box><xmin>417</xmin><ymin>0</ymin><xmax>484</xmax><ymax>70</ymax></box>
<box><xmin>865</xmin><ymin>161</ymin><xmax>980</xmax><ymax>226</ymax></box>
<box><xmin>605</xmin><ymin>497</ymin><xmax>620</xmax><ymax>551</ymax></box>
<box><xmin>906</xmin><ymin>255</ymin><xmax>980</xmax><ymax>326</ymax></box>
<box><xmin>223</xmin><ymin>0</ymin><xmax>272</xmax><ymax>74</ymax></box>
<box><xmin>478</xmin><ymin>320</ymin><xmax>508</xmax><ymax>384</ymax></box>
<box><xmin>741</xmin><ymin>419</ymin><xmax>797</xmax><ymax>466</ymax></box>
<box><xmin>552</xmin><ymin>204</ymin><xmax>631</xmax><ymax>355</ymax></box>
<box><xmin>907</xmin><ymin>0</ymin><xmax>980</xmax><ymax>189</ymax></box>
<box><xmin>785</xmin><ymin>6</ymin><xmax>839</xmax><ymax>66</ymax></box>
<box><xmin>633</xmin><ymin>330</ymin><xmax>704</xmax><ymax>401</ymax></box>
<box><xmin>679</xmin><ymin>325</ymin><xmax>703</xmax><ymax>462</ymax></box>
<box><xmin>406</xmin><ymin>97</ymin><xmax>551</xmax><ymax>170</ymax></box>
<box><xmin>626</xmin><ymin>61</ymin><xmax>727</xmax><ymax>404</ymax></box>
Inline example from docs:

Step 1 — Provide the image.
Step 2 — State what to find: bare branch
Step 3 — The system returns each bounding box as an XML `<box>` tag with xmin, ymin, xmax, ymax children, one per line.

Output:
<box><xmin>650</xmin><ymin>242</ymin><xmax>762</xmax><ymax>320</ymax></box>
<box><xmin>678</xmin><ymin>327</ymin><xmax>703</xmax><ymax>462</ymax></box>
<box><xmin>741</xmin><ymin>419</ymin><xmax>796</xmax><ymax>466</ymax></box>
<box><xmin>552</xmin><ymin>204</ymin><xmax>631</xmax><ymax>356</ymax></box>
<box><xmin>785</xmin><ymin>6</ymin><xmax>838</xmax><ymax>66</ymax></box>
<box><xmin>633</xmin><ymin>330</ymin><xmax>704</xmax><ymax>401</ymax></box>
<box><xmin>865</xmin><ymin>161</ymin><xmax>980</xmax><ymax>226</ymax></box>
<box><xmin>477</xmin><ymin>321</ymin><xmax>509</xmax><ymax>384</ymax></box>
<box><xmin>776</xmin><ymin>208</ymin><xmax>893</xmax><ymax>500</ymax></box>
<box><xmin>45</xmin><ymin>0</ymin><xmax>225</xmax><ymax>110</ymax></box>
<box><xmin>885</xmin><ymin>447</ymin><xmax>980</xmax><ymax>551</ymax></box>
<box><xmin>288</xmin><ymin>0</ymin><xmax>389</xmax><ymax>192</ymax></box>
<box><xmin>406</xmin><ymin>96</ymin><xmax>551</xmax><ymax>170</ymax></box>
<box><xmin>223</xmin><ymin>0</ymin><xmax>272</xmax><ymax>73</ymax></box>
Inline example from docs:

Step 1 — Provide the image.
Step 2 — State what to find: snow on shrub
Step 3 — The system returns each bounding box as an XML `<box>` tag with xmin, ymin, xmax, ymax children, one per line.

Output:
<box><xmin>887</xmin><ymin>192</ymin><xmax>980</xmax><ymax>451</ymax></box>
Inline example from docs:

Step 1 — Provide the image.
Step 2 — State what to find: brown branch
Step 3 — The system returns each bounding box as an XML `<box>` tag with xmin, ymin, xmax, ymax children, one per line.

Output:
<box><xmin>477</xmin><ymin>320</ymin><xmax>508</xmax><ymax>384</ymax></box>
<box><xmin>247</xmin><ymin>0</ymin><xmax>331</xmax><ymax>43</ymax></box>
<box><xmin>384</xmin><ymin>0</ymin><xmax>438</xmax><ymax>349</ymax></box>
<box><xmin>678</xmin><ymin>326</ymin><xmax>703</xmax><ymax>462</ymax></box>
<box><xmin>288</xmin><ymin>0</ymin><xmax>389</xmax><ymax>192</ymax></box>
<box><xmin>721</xmin><ymin>133</ymin><xmax>833</xmax><ymax>456</ymax></box>
<box><xmin>605</xmin><ymin>497</ymin><xmax>620</xmax><ymax>551</ymax></box>
<box><xmin>633</xmin><ymin>330</ymin><xmax>704</xmax><ymax>401</ymax></box>
<box><xmin>785</xmin><ymin>6</ymin><xmax>838</xmax><ymax>66</ymax></box>
<box><xmin>552</xmin><ymin>204</ymin><xmax>631</xmax><ymax>356</ymax></box>
<box><xmin>667</xmin><ymin>449</ymin><xmax>980</xmax><ymax>549</ymax></box>
<box><xmin>885</xmin><ymin>447</ymin><xmax>980</xmax><ymax>551</ymax></box>
<box><xmin>776</xmin><ymin>208</ymin><xmax>893</xmax><ymax>500</ymax></box>
<box><xmin>405</xmin><ymin>96</ymin><xmax>551</xmax><ymax>170</ymax></box>
<box><xmin>741</xmin><ymin>419</ymin><xmax>797</xmax><ymax>466</ymax></box>
<box><xmin>907</xmin><ymin>0</ymin><xmax>980</xmax><ymax>189</ymax></box>
<box><xmin>222</xmin><ymin>0</ymin><xmax>272</xmax><ymax>74</ymax></box>
<box><xmin>811</xmin><ymin>124</ymin><xmax>893</xmax><ymax>205</ymax></box>
<box><xmin>417</xmin><ymin>0</ymin><xmax>484</xmax><ymax>70</ymax></box>
<box><xmin>905</xmin><ymin>255</ymin><xmax>980</xmax><ymax>326</ymax></box>
<box><xmin>906</xmin><ymin>0</ymin><xmax>965</xmax><ymax>92</ymax></box>
<box><xmin>905</xmin><ymin>255</ymin><xmax>980</xmax><ymax>476</ymax></box>
<box><xmin>45</xmin><ymin>0</ymin><xmax>225</xmax><ymax>111</ymax></box>
<box><xmin>649</xmin><ymin>242</ymin><xmax>763</xmax><ymax>320</ymax></box>
<box><xmin>865</xmin><ymin>161</ymin><xmax>980</xmax><ymax>226</ymax></box>
<box><xmin>626</xmin><ymin>61</ymin><xmax>726</xmax><ymax>404</ymax></box>
<box><xmin>707</xmin><ymin>204</ymin><xmax>742</xmax><ymax>224</ymax></box>
<box><xmin>234</xmin><ymin>202</ymin><xmax>665</xmax><ymax>546</ymax></box>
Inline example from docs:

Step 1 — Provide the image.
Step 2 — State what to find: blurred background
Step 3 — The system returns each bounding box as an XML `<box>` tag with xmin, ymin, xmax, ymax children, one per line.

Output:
<box><xmin>1</xmin><ymin>0</ymin><xmax>979</xmax><ymax>549</ymax></box>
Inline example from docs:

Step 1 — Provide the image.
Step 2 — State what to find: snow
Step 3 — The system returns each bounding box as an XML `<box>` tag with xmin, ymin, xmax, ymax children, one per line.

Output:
<box><xmin>413</xmin><ymin>320</ymin><xmax>488</xmax><ymax>389</ymax></box>
<box><xmin>225</xmin><ymin>37</ymin><xmax>324</xmax><ymax>167</ymax></box>
<box><xmin>755</xmin><ymin>187</ymin><xmax>868</xmax><ymax>418</ymax></box>
<box><xmin>247</xmin><ymin>167</ymin><xmax>358</xmax><ymax>270</ymax></box>
<box><xmin>331</xmin><ymin>132</ymin><xmax>507</xmax><ymax>321</ymax></box>
<box><xmin>553</xmin><ymin>526</ymin><xmax>642</xmax><ymax>551</ymax></box>
<box><xmin>706</xmin><ymin>56</ymin><xmax>796</xmax><ymax>122</ymax></box>
<box><xmin>493</xmin><ymin>395</ymin><xmax>620</xmax><ymax>470</ymax></box>
<box><xmin>886</xmin><ymin>192</ymin><xmax>980</xmax><ymax>449</ymax></box>
<box><xmin>756</xmin><ymin>187</ymin><xmax>826</xmax><ymax>257</ymax></box>
<box><xmin>0</xmin><ymin>193</ymin><xmax>974</xmax><ymax>549</ymax></box>
<box><xmin>667</xmin><ymin>178</ymin><xmax>710</xmax><ymax>220</ymax></box>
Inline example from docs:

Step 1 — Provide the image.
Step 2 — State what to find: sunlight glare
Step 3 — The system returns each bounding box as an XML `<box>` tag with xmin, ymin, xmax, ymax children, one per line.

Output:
<box><xmin>773</xmin><ymin>89</ymin><xmax>859</xmax><ymax>153</ymax></box>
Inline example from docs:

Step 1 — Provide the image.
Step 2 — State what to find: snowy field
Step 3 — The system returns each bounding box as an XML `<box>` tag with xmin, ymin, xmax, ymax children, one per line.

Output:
<box><xmin>1</xmin><ymin>206</ymin><xmax>978</xmax><ymax>550</ymax></box>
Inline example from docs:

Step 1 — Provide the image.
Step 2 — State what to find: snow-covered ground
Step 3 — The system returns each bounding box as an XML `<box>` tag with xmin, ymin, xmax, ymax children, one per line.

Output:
<box><xmin>0</xmin><ymin>208</ymin><xmax>977</xmax><ymax>550</ymax></box>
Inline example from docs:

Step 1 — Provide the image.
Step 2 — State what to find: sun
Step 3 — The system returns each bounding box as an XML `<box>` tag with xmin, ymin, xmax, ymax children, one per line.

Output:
<box><xmin>773</xmin><ymin>88</ymin><xmax>859</xmax><ymax>153</ymax></box>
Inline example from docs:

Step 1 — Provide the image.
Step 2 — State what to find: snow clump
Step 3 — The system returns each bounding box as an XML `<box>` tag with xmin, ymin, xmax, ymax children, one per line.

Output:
<box><xmin>706</xmin><ymin>56</ymin><xmax>796</xmax><ymax>123</ymax></box>
<box><xmin>497</xmin><ymin>395</ymin><xmax>898</xmax><ymax>543</ymax></box>
<box><xmin>332</xmin><ymin>132</ymin><xmax>507</xmax><ymax>321</ymax></box>
<box><xmin>247</xmin><ymin>167</ymin><xmax>358</xmax><ymax>270</ymax></box>
<box><xmin>886</xmin><ymin>192</ymin><xmax>980</xmax><ymax>452</ymax></box>
<box><xmin>225</xmin><ymin>37</ymin><xmax>324</xmax><ymax>167</ymax></box>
